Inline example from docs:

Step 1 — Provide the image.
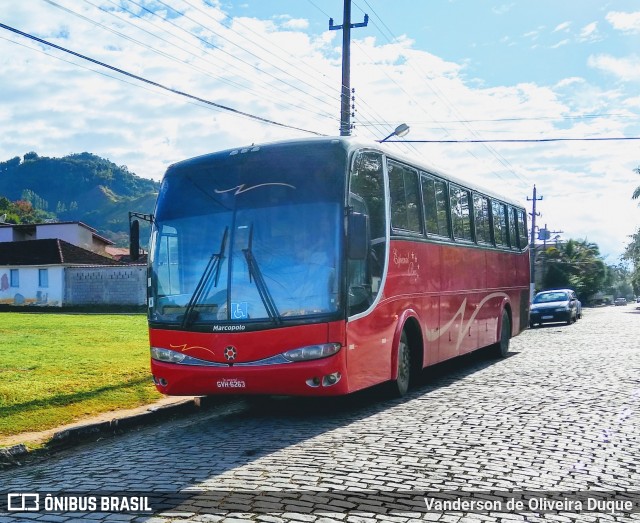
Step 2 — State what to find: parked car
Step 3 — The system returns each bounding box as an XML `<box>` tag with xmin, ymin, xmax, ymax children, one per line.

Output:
<box><xmin>530</xmin><ymin>289</ymin><xmax>581</xmax><ymax>327</ymax></box>
<box><xmin>614</xmin><ymin>297</ymin><xmax>628</xmax><ymax>306</ymax></box>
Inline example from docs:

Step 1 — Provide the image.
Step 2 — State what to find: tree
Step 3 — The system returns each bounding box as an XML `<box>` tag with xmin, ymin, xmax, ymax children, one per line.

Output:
<box><xmin>23</xmin><ymin>151</ymin><xmax>39</xmax><ymax>162</ymax></box>
<box><xmin>632</xmin><ymin>166</ymin><xmax>640</xmax><ymax>201</ymax></box>
<box><xmin>604</xmin><ymin>263</ymin><xmax>634</xmax><ymax>299</ymax></box>
<box><xmin>623</xmin><ymin>229</ymin><xmax>640</xmax><ymax>294</ymax></box>
<box><xmin>541</xmin><ymin>239</ymin><xmax>606</xmax><ymax>302</ymax></box>
<box><xmin>626</xmin><ymin>164</ymin><xmax>640</xmax><ymax>293</ymax></box>
<box><xmin>0</xmin><ymin>156</ymin><xmax>20</xmax><ymax>174</ymax></box>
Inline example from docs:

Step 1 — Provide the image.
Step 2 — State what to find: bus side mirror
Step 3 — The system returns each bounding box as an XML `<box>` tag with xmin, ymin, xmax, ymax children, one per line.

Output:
<box><xmin>130</xmin><ymin>219</ymin><xmax>140</xmax><ymax>262</ymax></box>
<box><xmin>347</xmin><ymin>212</ymin><xmax>369</xmax><ymax>260</ymax></box>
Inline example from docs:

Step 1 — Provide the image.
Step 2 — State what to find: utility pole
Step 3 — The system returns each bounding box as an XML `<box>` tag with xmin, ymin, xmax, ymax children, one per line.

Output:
<box><xmin>527</xmin><ymin>185</ymin><xmax>543</xmax><ymax>294</ymax></box>
<box><xmin>330</xmin><ymin>0</ymin><xmax>368</xmax><ymax>136</ymax></box>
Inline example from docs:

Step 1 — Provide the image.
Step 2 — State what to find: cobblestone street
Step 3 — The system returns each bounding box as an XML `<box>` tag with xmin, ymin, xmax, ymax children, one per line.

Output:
<box><xmin>2</xmin><ymin>306</ymin><xmax>639</xmax><ymax>522</ymax></box>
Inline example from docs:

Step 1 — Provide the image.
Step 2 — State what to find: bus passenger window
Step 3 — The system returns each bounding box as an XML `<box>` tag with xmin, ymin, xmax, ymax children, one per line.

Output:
<box><xmin>517</xmin><ymin>209</ymin><xmax>528</xmax><ymax>249</ymax></box>
<box><xmin>422</xmin><ymin>175</ymin><xmax>450</xmax><ymax>237</ymax></box>
<box><xmin>508</xmin><ymin>207</ymin><xmax>518</xmax><ymax>249</ymax></box>
<box><xmin>492</xmin><ymin>201</ymin><xmax>507</xmax><ymax>246</ymax></box>
<box><xmin>473</xmin><ymin>194</ymin><xmax>491</xmax><ymax>244</ymax></box>
<box><xmin>388</xmin><ymin>160</ymin><xmax>422</xmax><ymax>233</ymax></box>
<box><xmin>451</xmin><ymin>185</ymin><xmax>472</xmax><ymax>241</ymax></box>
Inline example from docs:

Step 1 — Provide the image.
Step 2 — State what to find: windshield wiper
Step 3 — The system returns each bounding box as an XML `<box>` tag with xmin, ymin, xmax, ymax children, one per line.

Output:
<box><xmin>242</xmin><ymin>224</ymin><xmax>282</xmax><ymax>325</ymax></box>
<box><xmin>181</xmin><ymin>227</ymin><xmax>228</xmax><ymax>328</ymax></box>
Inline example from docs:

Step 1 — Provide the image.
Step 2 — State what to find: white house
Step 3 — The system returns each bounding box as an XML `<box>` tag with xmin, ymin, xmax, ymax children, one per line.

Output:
<box><xmin>0</xmin><ymin>238</ymin><xmax>146</xmax><ymax>307</ymax></box>
<box><xmin>0</xmin><ymin>221</ymin><xmax>113</xmax><ymax>256</ymax></box>
<box><xmin>0</xmin><ymin>239</ymin><xmax>123</xmax><ymax>306</ymax></box>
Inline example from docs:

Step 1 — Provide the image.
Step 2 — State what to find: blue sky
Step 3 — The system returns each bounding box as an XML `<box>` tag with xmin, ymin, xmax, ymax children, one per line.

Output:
<box><xmin>228</xmin><ymin>0</ymin><xmax>640</xmax><ymax>86</ymax></box>
<box><xmin>1</xmin><ymin>1</ymin><xmax>639</xmax><ymax>260</ymax></box>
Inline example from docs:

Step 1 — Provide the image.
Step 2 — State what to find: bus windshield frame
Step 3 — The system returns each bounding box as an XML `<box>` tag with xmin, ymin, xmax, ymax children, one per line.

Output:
<box><xmin>148</xmin><ymin>141</ymin><xmax>347</xmax><ymax>331</ymax></box>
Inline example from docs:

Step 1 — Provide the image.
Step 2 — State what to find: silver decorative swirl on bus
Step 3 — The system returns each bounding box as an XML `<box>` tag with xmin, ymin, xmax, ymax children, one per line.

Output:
<box><xmin>425</xmin><ymin>291</ymin><xmax>510</xmax><ymax>352</ymax></box>
<box><xmin>215</xmin><ymin>183</ymin><xmax>296</xmax><ymax>195</ymax></box>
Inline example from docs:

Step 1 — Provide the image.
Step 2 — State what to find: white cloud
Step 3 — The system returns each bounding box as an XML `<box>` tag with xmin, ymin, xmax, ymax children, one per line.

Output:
<box><xmin>624</xmin><ymin>96</ymin><xmax>640</xmax><ymax>108</ymax></box>
<box><xmin>578</xmin><ymin>22</ymin><xmax>600</xmax><ymax>42</ymax></box>
<box><xmin>553</xmin><ymin>21</ymin><xmax>572</xmax><ymax>33</ymax></box>
<box><xmin>0</xmin><ymin>1</ymin><xmax>639</xmax><ymax>260</ymax></box>
<box><xmin>280</xmin><ymin>18</ymin><xmax>309</xmax><ymax>30</ymax></box>
<box><xmin>606</xmin><ymin>11</ymin><xmax>640</xmax><ymax>33</ymax></box>
<box><xmin>555</xmin><ymin>77</ymin><xmax>584</xmax><ymax>88</ymax></box>
<box><xmin>588</xmin><ymin>54</ymin><xmax>640</xmax><ymax>82</ymax></box>
<box><xmin>492</xmin><ymin>4</ymin><xmax>515</xmax><ymax>15</ymax></box>
<box><xmin>523</xmin><ymin>29</ymin><xmax>541</xmax><ymax>40</ymax></box>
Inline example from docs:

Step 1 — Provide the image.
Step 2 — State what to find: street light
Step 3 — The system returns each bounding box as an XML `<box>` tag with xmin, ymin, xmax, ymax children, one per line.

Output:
<box><xmin>378</xmin><ymin>123</ymin><xmax>410</xmax><ymax>142</ymax></box>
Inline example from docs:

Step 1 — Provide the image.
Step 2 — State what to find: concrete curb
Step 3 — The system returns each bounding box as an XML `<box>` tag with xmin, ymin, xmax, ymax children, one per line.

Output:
<box><xmin>0</xmin><ymin>396</ymin><xmax>222</xmax><ymax>469</ymax></box>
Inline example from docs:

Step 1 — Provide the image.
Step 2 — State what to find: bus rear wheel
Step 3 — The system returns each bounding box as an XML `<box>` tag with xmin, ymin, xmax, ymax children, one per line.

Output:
<box><xmin>390</xmin><ymin>330</ymin><xmax>411</xmax><ymax>397</ymax></box>
<box><xmin>494</xmin><ymin>310</ymin><xmax>511</xmax><ymax>358</ymax></box>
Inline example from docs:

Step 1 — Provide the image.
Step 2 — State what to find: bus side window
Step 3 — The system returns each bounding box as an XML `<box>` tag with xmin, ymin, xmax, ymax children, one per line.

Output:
<box><xmin>155</xmin><ymin>226</ymin><xmax>180</xmax><ymax>295</ymax></box>
<box><xmin>492</xmin><ymin>201</ymin><xmax>507</xmax><ymax>247</ymax></box>
<box><xmin>450</xmin><ymin>185</ymin><xmax>472</xmax><ymax>241</ymax></box>
<box><xmin>517</xmin><ymin>209</ymin><xmax>528</xmax><ymax>249</ymax></box>
<box><xmin>422</xmin><ymin>174</ymin><xmax>450</xmax><ymax>238</ymax></box>
<box><xmin>388</xmin><ymin>160</ymin><xmax>422</xmax><ymax>234</ymax></box>
<box><xmin>508</xmin><ymin>206</ymin><xmax>518</xmax><ymax>249</ymax></box>
<box><xmin>473</xmin><ymin>194</ymin><xmax>491</xmax><ymax>244</ymax></box>
<box><xmin>348</xmin><ymin>151</ymin><xmax>387</xmax><ymax>316</ymax></box>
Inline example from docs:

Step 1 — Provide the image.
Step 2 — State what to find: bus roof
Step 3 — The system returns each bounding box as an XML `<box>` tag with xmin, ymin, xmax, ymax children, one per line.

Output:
<box><xmin>168</xmin><ymin>137</ymin><xmax>526</xmax><ymax>210</ymax></box>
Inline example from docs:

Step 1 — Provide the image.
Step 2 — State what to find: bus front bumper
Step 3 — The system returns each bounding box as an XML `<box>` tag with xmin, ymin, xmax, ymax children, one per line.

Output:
<box><xmin>151</xmin><ymin>356</ymin><xmax>349</xmax><ymax>396</ymax></box>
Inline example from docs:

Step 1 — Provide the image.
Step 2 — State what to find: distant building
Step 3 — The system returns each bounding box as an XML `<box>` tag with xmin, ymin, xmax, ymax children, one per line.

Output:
<box><xmin>0</xmin><ymin>221</ymin><xmax>113</xmax><ymax>256</ymax></box>
<box><xmin>0</xmin><ymin>222</ymin><xmax>146</xmax><ymax>307</ymax></box>
<box><xmin>105</xmin><ymin>246</ymin><xmax>148</xmax><ymax>264</ymax></box>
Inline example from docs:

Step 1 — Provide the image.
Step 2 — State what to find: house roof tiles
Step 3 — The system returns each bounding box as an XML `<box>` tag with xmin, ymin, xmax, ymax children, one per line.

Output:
<box><xmin>0</xmin><ymin>239</ymin><xmax>123</xmax><ymax>266</ymax></box>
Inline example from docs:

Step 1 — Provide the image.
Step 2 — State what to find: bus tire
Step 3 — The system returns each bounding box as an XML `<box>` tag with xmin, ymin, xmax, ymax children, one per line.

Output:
<box><xmin>390</xmin><ymin>330</ymin><xmax>411</xmax><ymax>397</ymax></box>
<box><xmin>494</xmin><ymin>310</ymin><xmax>511</xmax><ymax>358</ymax></box>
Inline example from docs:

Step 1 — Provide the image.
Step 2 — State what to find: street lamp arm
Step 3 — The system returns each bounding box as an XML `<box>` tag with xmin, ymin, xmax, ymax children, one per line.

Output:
<box><xmin>378</xmin><ymin>123</ymin><xmax>410</xmax><ymax>142</ymax></box>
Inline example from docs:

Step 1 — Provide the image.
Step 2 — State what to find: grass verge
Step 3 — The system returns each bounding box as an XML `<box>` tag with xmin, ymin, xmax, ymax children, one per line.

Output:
<box><xmin>0</xmin><ymin>312</ymin><xmax>161</xmax><ymax>440</ymax></box>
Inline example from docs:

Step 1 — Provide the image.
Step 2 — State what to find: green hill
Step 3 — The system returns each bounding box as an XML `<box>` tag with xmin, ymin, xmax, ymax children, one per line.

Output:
<box><xmin>0</xmin><ymin>151</ymin><xmax>160</xmax><ymax>246</ymax></box>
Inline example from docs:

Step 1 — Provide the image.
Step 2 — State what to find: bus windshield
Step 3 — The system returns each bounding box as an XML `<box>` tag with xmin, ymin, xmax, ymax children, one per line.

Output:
<box><xmin>148</xmin><ymin>142</ymin><xmax>346</xmax><ymax>328</ymax></box>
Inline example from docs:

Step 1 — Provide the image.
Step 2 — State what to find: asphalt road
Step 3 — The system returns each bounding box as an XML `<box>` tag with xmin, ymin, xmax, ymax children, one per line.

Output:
<box><xmin>1</xmin><ymin>305</ymin><xmax>639</xmax><ymax>522</ymax></box>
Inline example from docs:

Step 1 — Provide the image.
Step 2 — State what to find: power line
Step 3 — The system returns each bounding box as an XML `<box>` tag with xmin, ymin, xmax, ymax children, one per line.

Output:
<box><xmin>384</xmin><ymin>137</ymin><xmax>640</xmax><ymax>143</ymax></box>
<box><xmin>304</xmin><ymin>0</ymin><xmax>432</xmax><ymax>151</ymax></box>
<box><xmin>149</xmin><ymin>0</ymin><xmax>338</xmax><ymax>114</ymax></box>
<box><xmin>73</xmin><ymin>0</ymin><xmax>339</xmax><ymax>124</ymax></box>
<box><xmin>359</xmin><ymin>113</ymin><xmax>638</xmax><ymax>125</ymax></box>
<box><xmin>350</xmin><ymin>1</ymin><xmax>532</xmax><ymax>188</ymax></box>
<box><xmin>0</xmin><ymin>22</ymin><xmax>325</xmax><ymax>136</ymax></box>
<box><xmin>0</xmin><ymin>34</ymin><xmax>248</xmax><ymax>117</ymax></box>
<box><xmin>190</xmin><ymin>0</ymin><xmax>340</xmax><ymax>101</ymax></box>
<box><xmin>433</xmin><ymin>113</ymin><xmax>637</xmax><ymax>124</ymax></box>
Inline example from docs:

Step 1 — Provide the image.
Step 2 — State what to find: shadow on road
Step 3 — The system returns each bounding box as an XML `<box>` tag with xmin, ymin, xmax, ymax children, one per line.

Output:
<box><xmin>3</xmin><ymin>346</ymin><xmax>515</xmax><ymax>516</ymax></box>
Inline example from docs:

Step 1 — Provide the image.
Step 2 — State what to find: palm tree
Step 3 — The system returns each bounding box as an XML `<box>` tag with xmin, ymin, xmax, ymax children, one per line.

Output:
<box><xmin>542</xmin><ymin>239</ymin><xmax>605</xmax><ymax>301</ymax></box>
<box><xmin>632</xmin><ymin>166</ymin><xmax>640</xmax><ymax>200</ymax></box>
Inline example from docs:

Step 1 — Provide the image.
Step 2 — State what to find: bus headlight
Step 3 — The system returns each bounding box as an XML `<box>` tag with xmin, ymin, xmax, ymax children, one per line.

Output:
<box><xmin>151</xmin><ymin>347</ymin><xmax>187</xmax><ymax>363</ymax></box>
<box><xmin>283</xmin><ymin>343</ymin><xmax>341</xmax><ymax>362</ymax></box>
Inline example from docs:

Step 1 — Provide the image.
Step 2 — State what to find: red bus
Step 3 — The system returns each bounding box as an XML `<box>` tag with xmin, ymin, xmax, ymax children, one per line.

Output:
<box><xmin>146</xmin><ymin>138</ymin><xmax>530</xmax><ymax>397</ymax></box>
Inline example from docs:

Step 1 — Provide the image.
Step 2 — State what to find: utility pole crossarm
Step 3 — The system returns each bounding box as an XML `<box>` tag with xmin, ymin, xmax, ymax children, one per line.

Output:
<box><xmin>328</xmin><ymin>14</ymin><xmax>369</xmax><ymax>31</ymax></box>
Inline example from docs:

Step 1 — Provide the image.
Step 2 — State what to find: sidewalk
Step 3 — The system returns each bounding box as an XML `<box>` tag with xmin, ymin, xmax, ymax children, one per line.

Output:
<box><xmin>0</xmin><ymin>395</ymin><xmax>213</xmax><ymax>468</ymax></box>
